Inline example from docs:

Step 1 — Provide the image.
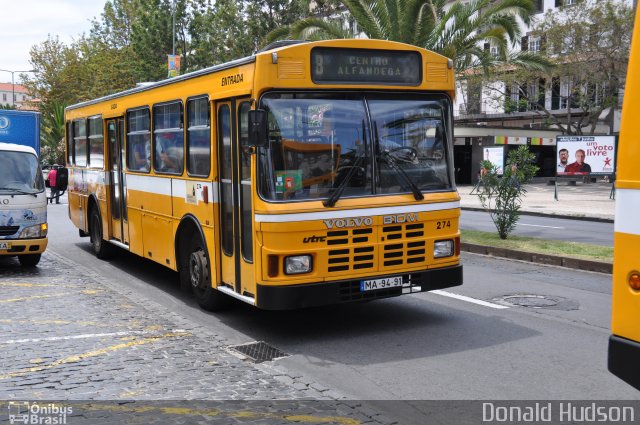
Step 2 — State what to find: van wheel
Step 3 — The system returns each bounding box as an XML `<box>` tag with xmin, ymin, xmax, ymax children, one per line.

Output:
<box><xmin>182</xmin><ymin>235</ymin><xmax>228</xmax><ymax>311</ymax></box>
<box><xmin>18</xmin><ymin>254</ymin><xmax>41</xmax><ymax>267</ymax></box>
<box><xmin>89</xmin><ymin>207</ymin><xmax>112</xmax><ymax>259</ymax></box>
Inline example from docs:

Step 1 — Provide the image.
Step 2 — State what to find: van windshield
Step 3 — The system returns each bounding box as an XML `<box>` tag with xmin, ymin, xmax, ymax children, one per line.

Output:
<box><xmin>0</xmin><ymin>151</ymin><xmax>45</xmax><ymax>194</ymax></box>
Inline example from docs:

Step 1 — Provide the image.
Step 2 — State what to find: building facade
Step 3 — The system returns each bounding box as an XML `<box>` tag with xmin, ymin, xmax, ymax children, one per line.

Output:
<box><xmin>451</xmin><ymin>0</ymin><xmax>633</xmax><ymax>182</ymax></box>
<box><xmin>0</xmin><ymin>83</ymin><xmax>34</xmax><ymax>109</ymax></box>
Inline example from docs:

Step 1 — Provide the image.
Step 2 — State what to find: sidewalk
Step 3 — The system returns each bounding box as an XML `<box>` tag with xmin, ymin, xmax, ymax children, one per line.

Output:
<box><xmin>457</xmin><ymin>181</ymin><xmax>615</xmax><ymax>273</ymax></box>
<box><xmin>458</xmin><ymin>181</ymin><xmax>616</xmax><ymax>221</ymax></box>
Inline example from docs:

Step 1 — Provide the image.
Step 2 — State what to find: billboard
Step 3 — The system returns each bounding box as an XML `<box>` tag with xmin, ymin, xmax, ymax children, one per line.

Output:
<box><xmin>483</xmin><ymin>147</ymin><xmax>504</xmax><ymax>175</ymax></box>
<box><xmin>556</xmin><ymin>136</ymin><xmax>616</xmax><ymax>176</ymax></box>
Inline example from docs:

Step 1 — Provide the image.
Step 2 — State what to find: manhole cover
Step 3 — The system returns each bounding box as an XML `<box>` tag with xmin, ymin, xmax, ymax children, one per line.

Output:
<box><xmin>503</xmin><ymin>295</ymin><xmax>558</xmax><ymax>307</ymax></box>
<box><xmin>492</xmin><ymin>294</ymin><xmax>579</xmax><ymax>311</ymax></box>
<box><xmin>228</xmin><ymin>341</ymin><xmax>289</xmax><ymax>363</ymax></box>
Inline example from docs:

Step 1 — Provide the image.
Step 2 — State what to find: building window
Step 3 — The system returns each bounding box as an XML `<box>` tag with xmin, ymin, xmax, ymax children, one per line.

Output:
<box><xmin>528</xmin><ymin>36</ymin><xmax>541</xmax><ymax>53</ymax></box>
<box><xmin>2</xmin><ymin>94</ymin><xmax>5</xmax><ymax>101</ymax></box>
<box><xmin>535</xmin><ymin>0</ymin><xmax>544</xmax><ymax>13</ymax></box>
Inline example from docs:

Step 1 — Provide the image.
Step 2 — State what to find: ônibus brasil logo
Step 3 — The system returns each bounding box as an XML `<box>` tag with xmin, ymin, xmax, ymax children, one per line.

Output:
<box><xmin>0</xmin><ymin>116</ymin><xmax>9</xmax><ymax>130</ymax></box>
<box><xmin>7</xmin><ymin>401</ymin><xmax>72</xmax><ymax>424</ymax></box>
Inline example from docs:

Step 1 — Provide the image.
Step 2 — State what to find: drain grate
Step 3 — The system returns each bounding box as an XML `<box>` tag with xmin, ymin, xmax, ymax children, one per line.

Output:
<box><xmin>491</xmin><ymin>294</ymin><xmax>579</xmax><ymax>311</ymax></box>
<box><xmin>228</xmin><ymin>341</ymin><xmax>289</xmax><ymax>363</ymax></box>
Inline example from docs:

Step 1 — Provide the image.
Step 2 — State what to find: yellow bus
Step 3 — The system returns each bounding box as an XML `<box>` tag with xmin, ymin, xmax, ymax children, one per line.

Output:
<box><xmin>64</xmin><ymin>39</ymin><xmax>462</xmax><ymax>311</ymax></box>
<box><xmin>609</xmin><ymin>7</ymin><xmax>640</xmax><ymax>390</ymax></box>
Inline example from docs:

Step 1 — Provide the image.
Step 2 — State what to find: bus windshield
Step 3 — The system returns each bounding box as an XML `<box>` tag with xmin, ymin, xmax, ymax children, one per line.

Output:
<box><xmin>0</xmin><ymin>151</ymin><xmax>44</xmax><ymax>194</ymax></box>
<box><xmin>258</xmin><ymin>92</ymin><xmax>452</xmax><ymax>202</ymax></box>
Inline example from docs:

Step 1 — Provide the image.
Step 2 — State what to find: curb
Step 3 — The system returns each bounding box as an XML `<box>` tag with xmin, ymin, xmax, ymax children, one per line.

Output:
<box><xmin>461</xmin><ymin>242</ymin><xmax>612</xmax><ymax>274</ymax></box>
<box><xmin>461</xmin><ymin>206</ymin><xmax>614</xmax><ymax>223</ymax></box>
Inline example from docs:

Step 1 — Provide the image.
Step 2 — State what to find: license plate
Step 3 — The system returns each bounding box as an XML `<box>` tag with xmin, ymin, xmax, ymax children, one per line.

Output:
<box><xmin>0</xmin><ymin>242</ymin><xmax>11</xmax><ymax>250</ymax></box>
<box><xmin>360</xmin><ymin>276</ymin><xmax>403</xmax><ymax>292</ymax></box>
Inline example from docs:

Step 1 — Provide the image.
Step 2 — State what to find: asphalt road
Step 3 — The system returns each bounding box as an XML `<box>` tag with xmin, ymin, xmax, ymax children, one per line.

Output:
<box><xmin>461</xmin><ymin>209</ymin><xmax>614</xmax><ymax>246</ymax></box>
<box><xmin>43</xmin><ymin>201</ymin><xmax>636</xmax><ymax>409</ymax></box>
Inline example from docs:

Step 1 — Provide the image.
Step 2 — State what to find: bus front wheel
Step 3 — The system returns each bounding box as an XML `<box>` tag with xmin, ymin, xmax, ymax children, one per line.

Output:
<box><xmin>89</xmin><ymin>208</ymin><xmax>112</xmax><ymax>259</ymax></box>
<box><xmin>184</xmin><ymin>236</ymin><xmax>228</xmax><ymax>311</ymax></box>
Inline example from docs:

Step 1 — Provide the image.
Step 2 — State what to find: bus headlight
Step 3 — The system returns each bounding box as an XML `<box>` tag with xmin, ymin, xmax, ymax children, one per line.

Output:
<box><xmin>284</xmin><ymin>255</ymin><xmax>312</xmax><ymax>275</ymax></box>
<box><xmin>18</xmin><ymin>223</ymin><xmax>48</xmax><ymax>239</ymax></box>
<box><xmin>434</xmin><ymin>240</ymin><xmax>454</xmax><ymax>258</ymax></box>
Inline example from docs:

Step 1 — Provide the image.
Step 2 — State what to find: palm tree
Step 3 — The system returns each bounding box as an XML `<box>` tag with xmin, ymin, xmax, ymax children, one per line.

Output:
<box><xmin>40</xmin><ymin>101</ymin><xmax>67</xmax><ymax>165</ymax></box>
<box><xmin>266</xmin><ymin>0</ymin><xmax>549</xmax><ymax>73</ymax></box>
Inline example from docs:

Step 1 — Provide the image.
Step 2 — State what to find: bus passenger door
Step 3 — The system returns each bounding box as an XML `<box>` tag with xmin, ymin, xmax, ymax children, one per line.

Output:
<box><xmin>216</xmin><ymin>99</ymin><xmax>255</xmax><ymax>298</ymax></box>
<box><xmin>106</xmin><ymin>118</ymin><xmax>128</xmax><ymax>245</ymax></box>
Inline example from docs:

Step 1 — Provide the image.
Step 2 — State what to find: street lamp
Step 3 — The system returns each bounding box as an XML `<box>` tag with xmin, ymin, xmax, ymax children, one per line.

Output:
<box><xmin>0</xmin><ymin>68</ymin><xmax>36</xmax><ymax>108</ymax></box>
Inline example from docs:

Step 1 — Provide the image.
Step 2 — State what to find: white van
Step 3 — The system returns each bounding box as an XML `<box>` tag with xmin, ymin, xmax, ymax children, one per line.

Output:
<box><xmin>0</xmin><ymin>142</ymin><xmax>48</xmax><ymax>266</ymax></box>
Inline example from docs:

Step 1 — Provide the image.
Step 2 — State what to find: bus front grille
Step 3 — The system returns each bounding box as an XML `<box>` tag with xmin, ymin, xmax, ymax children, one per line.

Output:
<box><xmin>325</xmin><ymin>222</ymin><xmax>427</xmax><ymax>273</ymax></box>
<box><xmin>326</xmin><ymin>228</ymin><xmax>374</xmax><ymax>273</ymax></box>
<box><xmin>0</xmin><ymin>226</ymin><xmax>20</xmax><ymax>236</ymax></box>
<box><xmin>381</xmin><ymin>223</ymin><xmax>427</xmax><ymax>268</ymax></box>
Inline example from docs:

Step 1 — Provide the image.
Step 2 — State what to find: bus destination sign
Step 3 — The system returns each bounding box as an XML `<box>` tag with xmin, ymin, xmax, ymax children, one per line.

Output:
<box><xmin>311</xmin><ymin>48</ymin><xmax>421</xmax><ymax>85</ymax></box>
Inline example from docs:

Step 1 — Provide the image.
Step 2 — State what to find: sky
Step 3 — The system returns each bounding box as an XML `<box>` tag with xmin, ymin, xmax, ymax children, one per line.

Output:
<box><xmin>0</xmin><ymin>0</ymin><xmax>107</xmax><ymax>82</ymax></box>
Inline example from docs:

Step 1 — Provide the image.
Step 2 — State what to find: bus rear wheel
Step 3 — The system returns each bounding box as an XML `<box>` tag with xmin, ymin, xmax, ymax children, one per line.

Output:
<box><xmin>183</xmin><ymin>235</ymin><xmax>228</xmax><ymax>311</ymax></box>
<box><xmin>89</xmin><ymin>207</ymin><xmax>112</xmax><ymax>259</ymax></box>
<box><xmin>18</xmin><ymin>254</ymin><xmax>41</xmax><ymax>267</ymax></box>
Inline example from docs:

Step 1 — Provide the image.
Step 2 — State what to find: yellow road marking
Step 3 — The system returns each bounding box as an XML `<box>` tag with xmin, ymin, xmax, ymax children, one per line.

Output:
<box><xmin>0</xmin><ymin>293</ymin><xmax>71</xmax><ymax>303</ymax></box>
<box><xmin>0</xmin><ymin>282</ymin><xmax>82</xmax><ymax>288</ymax></box>
<box><xmin>0</xmin><ymin>331</ymin><xmax>190</xmax><ymax>380</ymax></box>
<box><xmin>0</xmin><ymin>319</ymin><xmax>145</xmax><ymax>330</ymax></box>
<box><xmin>0</xmin><ymin>289</ymin><xmax>105</xmax><ymax>303</ymax></box>
<box><xmin>73</xmin><ymin>404</ymin><xmax>361</xmax><ymax>425</ymax></box>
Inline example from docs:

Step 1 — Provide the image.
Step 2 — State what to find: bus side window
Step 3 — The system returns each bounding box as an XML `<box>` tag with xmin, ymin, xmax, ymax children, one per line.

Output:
<box><xmin>187</xmin><ymin>97</ymin><xmax>211</xmax><ymax>177</ymax></box>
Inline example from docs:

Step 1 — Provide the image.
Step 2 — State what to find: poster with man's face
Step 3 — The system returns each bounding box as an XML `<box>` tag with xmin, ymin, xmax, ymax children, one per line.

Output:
<box><xmin>556</xmin><ymin>136</ymin><xmax>616</xmax><ymax>176</ymax></box>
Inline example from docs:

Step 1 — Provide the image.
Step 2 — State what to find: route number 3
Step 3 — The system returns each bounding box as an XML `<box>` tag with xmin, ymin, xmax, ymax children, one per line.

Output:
<box><xmin>436</xmin><ymin>220</ymin><xmax>451</xmax><ymax>230</ymax></box>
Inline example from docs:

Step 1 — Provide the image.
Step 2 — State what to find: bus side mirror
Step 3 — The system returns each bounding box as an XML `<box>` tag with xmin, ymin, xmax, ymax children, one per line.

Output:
<box><xmin>56</xmin><ymin>167</ymin><xmax>69</xmax><ymax>192</ymax></box>
<box><xmin>248</xmin><ymin>110</ymin><xmax>268</xmax><ymax>148</ymax></box>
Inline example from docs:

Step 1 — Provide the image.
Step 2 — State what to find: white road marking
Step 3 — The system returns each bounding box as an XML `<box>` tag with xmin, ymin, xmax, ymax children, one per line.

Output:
<box><xmin>431</xmin><ymin>290</ymin><xmax>510</xmax><ymax>309</ymax></box>
<box><xmin>519</xmin><ymin>223</ymin><xmax>564</xmax><ymax>229</ymax></box>
<box><xmin>0</xmin><ymin>330</ymin><xmax>186</xmax><ymax>345</ymax></box>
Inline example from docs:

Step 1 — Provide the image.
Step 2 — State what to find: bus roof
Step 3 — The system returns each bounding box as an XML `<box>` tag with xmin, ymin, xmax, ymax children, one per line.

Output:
<box><xmin>66</xmin><ymin>39</ymin><xmax>448</xmax><ymax>112</ymax></box>
<box><xmin>66</xmin><ymin>54</ymin><xmax>257</xmax><ymax>112</ymax></box>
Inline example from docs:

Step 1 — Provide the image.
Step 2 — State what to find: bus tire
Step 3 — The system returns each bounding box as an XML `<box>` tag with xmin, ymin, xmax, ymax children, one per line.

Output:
<box><xmin>184</xmin><ymin>235</ymin><xmax>228</xmax><ymax>311</ymax></box>
<box><xmin>89</xmin><ymin>207</ymin><xmax>112</xmax><ymax>259</ymax></box>
<box><xmin>18</xmin><ymin>254</ymin><xmax>41</xmax><ymax>267</ymax></box>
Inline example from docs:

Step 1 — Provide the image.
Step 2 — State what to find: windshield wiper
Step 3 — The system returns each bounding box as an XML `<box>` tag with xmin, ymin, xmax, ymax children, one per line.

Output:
<box><xmin>374</xmin><ymin>125</ymin><xmax>424</xmax><ymax>201</ymax></box>
<box><xmin>0</xmin><ymin>187</ymin><xmax>38</xmax><ymax>197</ymax></box>
<box><xmin>323</xmin><ymin>122</ymin><xmax>367</xmax><ymax>208</ymax></box>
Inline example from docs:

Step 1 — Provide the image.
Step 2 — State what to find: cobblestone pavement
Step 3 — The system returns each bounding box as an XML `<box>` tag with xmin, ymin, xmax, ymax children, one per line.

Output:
<box><xmin>0</xmin><ymin>252</ymin><xmax>396</xmax><ymax>424</ymax></box>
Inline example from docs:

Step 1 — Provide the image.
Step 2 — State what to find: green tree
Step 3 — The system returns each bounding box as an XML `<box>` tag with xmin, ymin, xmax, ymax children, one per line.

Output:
<box><xmin>477</xmin><ymin>146</ymin><xmax>539</xmax><ymax>239</ymax></box>
<box><xmin>267</xmin><ymin>0</ymin><xmax>548</xmax><ymax>73</ymax></box>
<box><xmin>188</xmin><ymin>0</ymin><xmax>250</xmax><ymax>69</ymax></box>
<box><xmin>40</xmin><ymin>101</ymin><xmax>67</xmax><ymax>165</ymax></box>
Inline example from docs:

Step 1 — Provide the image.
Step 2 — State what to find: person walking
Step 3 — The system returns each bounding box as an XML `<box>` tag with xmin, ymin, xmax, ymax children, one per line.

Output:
<box><xmin>48</xmin><ymin>165</ymin><xmax>60</xmax><ymax>204</ymax></box>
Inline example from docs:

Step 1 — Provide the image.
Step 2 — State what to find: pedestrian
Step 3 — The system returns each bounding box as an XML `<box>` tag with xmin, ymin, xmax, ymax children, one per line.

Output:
<box><xmin>48</xmin><ymin>165</ymin><xmax>60</xmax><ymax>204</ymax></box>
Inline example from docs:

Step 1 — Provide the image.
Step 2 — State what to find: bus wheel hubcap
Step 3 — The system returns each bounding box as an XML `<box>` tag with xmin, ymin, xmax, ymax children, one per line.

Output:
<box><xmin>189</xmin><ymin>251</ymin><xmax>208</xmax><ymax>289</ymax></box>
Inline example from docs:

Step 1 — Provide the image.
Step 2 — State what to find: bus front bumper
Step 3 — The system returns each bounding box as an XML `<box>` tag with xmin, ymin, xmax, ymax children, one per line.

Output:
<box><xmin>0</xmin><ymin>237</ymin><xmax>48</xmax><ymax>256</ymax></box>
<box><xmin>609</xmin><ymin>335</ymin><xmax>640</xmax><ymax>390</ymax></box>
<box><xmin>256</xmin><ymin>264</ymin><xmax>462</xmax><ymax>310</ymax></box>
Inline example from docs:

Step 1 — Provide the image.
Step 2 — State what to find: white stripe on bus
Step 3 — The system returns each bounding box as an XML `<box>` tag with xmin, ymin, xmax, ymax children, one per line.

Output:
<box><xmin>127</xmin><ymin>174</ymin><xmax>172</xmax><ymax>195</ymax></box>
<box><xmin>254</xmin><ymin>201</ymin><xmax>460</xmax><ymax>223</ymax></box>
<box><xmin>615</xmin><ymin>189</ymin><xmax>640</xmax><ymax>236</ymax></box>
